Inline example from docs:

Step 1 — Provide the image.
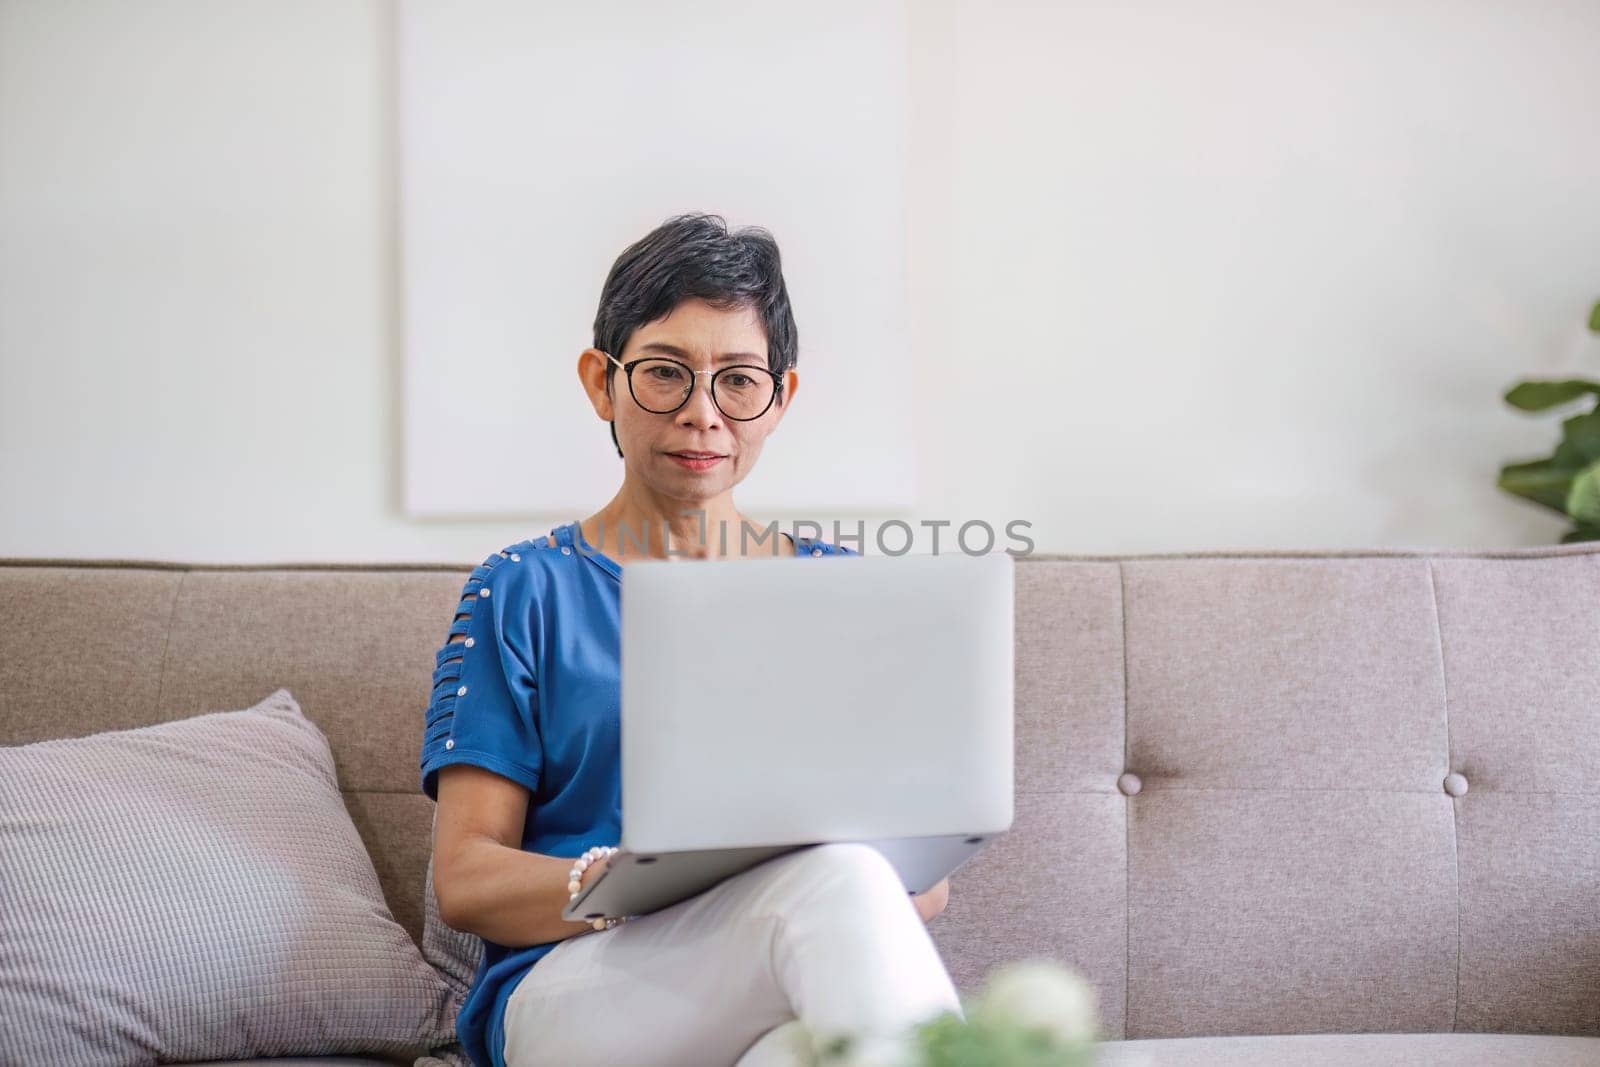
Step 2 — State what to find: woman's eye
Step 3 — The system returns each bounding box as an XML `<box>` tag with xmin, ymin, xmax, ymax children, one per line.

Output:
<box><xmin>723</xmin><ymin>373</ymin><xmax>754</xmax><ymax>388</ymax></box>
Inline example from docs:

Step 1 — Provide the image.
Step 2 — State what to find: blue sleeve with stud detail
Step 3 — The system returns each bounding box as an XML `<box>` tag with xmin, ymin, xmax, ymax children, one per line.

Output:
<box><xmin>420</xmin><ymin>546</ymin><xmax>543</xmax><ymax>802</ymax></box>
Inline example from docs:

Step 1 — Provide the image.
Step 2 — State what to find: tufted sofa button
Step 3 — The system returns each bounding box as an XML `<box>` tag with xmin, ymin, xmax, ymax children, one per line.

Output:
<box><xmin>1117</xmin><ymin>772</ymin><xmax>1142</xmax><ymax>796</ymax></box>
<box><xmin>1444</xmin><ymin>772</ymin><xmax>1468</xmax><ymax>797</ymax></box>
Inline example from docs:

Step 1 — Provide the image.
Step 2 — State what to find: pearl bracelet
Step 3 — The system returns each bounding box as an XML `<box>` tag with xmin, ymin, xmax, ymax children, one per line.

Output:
<box><xmin>567</xmin><ymin>845</ymin><xmax>636</xmax><ymax>932</ymax></box>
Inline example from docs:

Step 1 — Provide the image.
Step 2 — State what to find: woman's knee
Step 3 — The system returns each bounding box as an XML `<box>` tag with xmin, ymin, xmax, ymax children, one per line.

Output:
<box><xmin>794</xmin><ymin>841</ymin><xmax>899</xmax><ymax>874</ymax></box>
<box><xmin>764</xmin><ymin>842</ymin><xmax>909</xmax><ymax>903</ymax></box>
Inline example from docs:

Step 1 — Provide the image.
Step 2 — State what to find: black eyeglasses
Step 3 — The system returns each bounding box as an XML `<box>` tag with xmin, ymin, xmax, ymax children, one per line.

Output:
<box><xmin>604</xmin><ymin>352</ymin><xmax>781</xmax><ymax>422</ymax></box>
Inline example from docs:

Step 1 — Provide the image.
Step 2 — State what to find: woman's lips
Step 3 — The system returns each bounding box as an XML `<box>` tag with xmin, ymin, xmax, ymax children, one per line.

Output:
<box><xmin>666</xmin><ymin>452</ymin><xmax>725</xmax><ymax>471</ymax></box>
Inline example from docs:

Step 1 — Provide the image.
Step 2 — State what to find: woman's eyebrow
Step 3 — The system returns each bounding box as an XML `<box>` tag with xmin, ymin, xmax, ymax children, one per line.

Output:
<box><xmin>638</xmin><ymin>342</ymin><xmax>764</xmax><ymax>365</ymax></box>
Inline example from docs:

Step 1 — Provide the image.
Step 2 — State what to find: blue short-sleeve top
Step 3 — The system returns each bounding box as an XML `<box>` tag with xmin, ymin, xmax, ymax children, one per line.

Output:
<box><xmin>419</xmin><ymin>520</ymin><xmax>858</xmax><ymax>1067</ymax></box>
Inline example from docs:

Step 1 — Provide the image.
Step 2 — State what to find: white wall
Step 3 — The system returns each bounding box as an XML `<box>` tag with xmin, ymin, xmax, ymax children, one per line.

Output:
<box><xmin>2</xmin><ymin>0</ymin><xmax>1597</xmax><ymax>564</ymax></box>
<box><xmin>398</xmin><ymin>1</ymin><xmax>917</xmax><ymax>518</ymax></box>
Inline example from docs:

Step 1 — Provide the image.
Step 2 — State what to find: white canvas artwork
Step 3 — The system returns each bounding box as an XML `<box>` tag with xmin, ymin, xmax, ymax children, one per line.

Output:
<box><xmin>399</xmin><ymin>0</ymin><xmax>915</xmax><ymax>518</ymax></box>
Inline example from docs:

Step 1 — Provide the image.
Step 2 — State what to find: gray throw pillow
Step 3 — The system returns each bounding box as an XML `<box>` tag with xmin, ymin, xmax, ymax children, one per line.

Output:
<box><xmin>0</xmin><ymin>688</ymin><xmax>456</xmax><ymax>1066</ymax></box>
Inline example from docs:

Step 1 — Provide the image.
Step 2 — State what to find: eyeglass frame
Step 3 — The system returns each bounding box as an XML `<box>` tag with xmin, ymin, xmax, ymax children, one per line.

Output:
<box><xmin>601</xmin><ymin>351</ymin><xmax>783</xmax><ymax>422</ymax></box>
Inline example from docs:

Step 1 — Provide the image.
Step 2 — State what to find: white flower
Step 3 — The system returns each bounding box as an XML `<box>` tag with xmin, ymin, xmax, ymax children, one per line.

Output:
<box><xmin>970</xmin><ymin>959</ymin><xmax>1098</xmax><ymax>1046</ymax></box>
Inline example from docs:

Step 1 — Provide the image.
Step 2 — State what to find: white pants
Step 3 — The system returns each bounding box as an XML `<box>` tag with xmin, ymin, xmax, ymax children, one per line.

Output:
<box><xmin>501</xmin><ymin>842</ymin><xmax>964</xmax><ymax>1067</ymax></box>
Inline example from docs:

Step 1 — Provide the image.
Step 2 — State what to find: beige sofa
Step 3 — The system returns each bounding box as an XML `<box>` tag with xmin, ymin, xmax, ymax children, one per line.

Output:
<box><xmin>3</xmin><ymin>542</ymin><xmax>1598</xmax><ymax>1066</ymax></box>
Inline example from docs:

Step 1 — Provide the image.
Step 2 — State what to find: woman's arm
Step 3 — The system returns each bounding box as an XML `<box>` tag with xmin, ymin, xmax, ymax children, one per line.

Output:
<box><xmin>431</xmin><ymin>764</ymin><xmax>601</xmax><ymax>947</ymax></box>
<box><xmin>911</xmin><ymin>877</ymin><xmax>950</xmax><ymax>923</ymax></box>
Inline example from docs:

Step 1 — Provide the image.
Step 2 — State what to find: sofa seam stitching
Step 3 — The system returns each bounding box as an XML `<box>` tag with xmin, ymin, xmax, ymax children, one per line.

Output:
<box><xmin>1427</xmin><ymin>560</ymin><xmax>1463</xmax><ymax>1032</ymax></box>
<box><xmin>1119</xmin><ymin>560</ymin><xmax>1131</xmax><ymax>1042</ymax></box>
<box><xmin>152</xmin><ymin>571</ymin><xmax>186</xmax><ymax>716</ymax></box>
<box><xmin>6</xmin><ymin>543</ymin><xmax>1597</xmax><ymax>571</ymax></box>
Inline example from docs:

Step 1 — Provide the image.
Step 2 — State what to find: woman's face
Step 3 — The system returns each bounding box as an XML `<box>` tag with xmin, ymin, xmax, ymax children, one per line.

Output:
<box><xmin>582</xmin><ymin>298</ymin><xmax>799</xmax><ymax>502</ymax></box>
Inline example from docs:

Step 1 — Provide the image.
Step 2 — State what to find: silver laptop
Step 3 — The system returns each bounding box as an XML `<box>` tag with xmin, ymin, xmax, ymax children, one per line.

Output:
<box><xmin>562</xmin><ymin>548</ymin><xmax>1014</xmax><ymax>924</ymax></box>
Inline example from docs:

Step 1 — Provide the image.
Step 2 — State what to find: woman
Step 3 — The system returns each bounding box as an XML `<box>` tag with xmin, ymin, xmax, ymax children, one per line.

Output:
<box><xmin>420</xmin><ymin>214</ymin><xmax>960</xmax><ymax>1067</ymax></box>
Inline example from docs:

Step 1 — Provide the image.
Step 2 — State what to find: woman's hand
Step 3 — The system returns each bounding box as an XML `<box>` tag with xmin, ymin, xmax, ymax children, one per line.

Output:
<box><xmin>568</xmin><ymin>854</ymin><xmax>613</xmax><ymax>933</ymax></box>
<box><xmin>911</xmin><ymin>877</ymin><xmax>950</xmax><ymax>923</ymax></box>
<box><xmin>579</xmin><ymin>855</ymin><xmax>612</xmax><ymax>889</ymax></box>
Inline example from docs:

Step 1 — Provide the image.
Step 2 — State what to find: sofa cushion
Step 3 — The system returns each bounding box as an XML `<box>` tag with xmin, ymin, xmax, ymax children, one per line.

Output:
<box><xmin>181</xmin><ymin>1060</ymin><xmax>403</xmax><ymax>1066</ymax></box>
<box><xmin>1095</xmin><ymin>1032</ymin><xmax>1600</xmax><ymax>1065</ymax></box>
<box><xmin>0</xmin><ymin>688</ymin><xmax>455</xmax><ymax>1066</ymax></box>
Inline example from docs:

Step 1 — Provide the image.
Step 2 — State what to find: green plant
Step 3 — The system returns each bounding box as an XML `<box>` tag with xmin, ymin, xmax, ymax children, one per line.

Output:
<box><xmin>1497</xmin><ymin>298</ymin><xmax>1600</xmax><ymax>543</ymax></box>
<box><xmin>793</xmin><ymin>959</ymin><xmax>1099</xmax><ymax>1067</ymax></box>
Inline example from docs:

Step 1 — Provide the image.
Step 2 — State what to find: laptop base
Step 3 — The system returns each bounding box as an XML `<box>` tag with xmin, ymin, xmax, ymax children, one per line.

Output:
<box><xmin>560</xmin><ymin>832</ymin><xmax>1002</xmax><ymax>923</ymax></box>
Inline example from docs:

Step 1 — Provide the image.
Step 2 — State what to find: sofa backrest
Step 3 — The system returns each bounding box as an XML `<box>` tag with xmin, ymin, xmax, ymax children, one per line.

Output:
<box><xmin>3</xmin><ymin>544</ymin><xmax>1597</xmax><ymax>1041</ymax></box>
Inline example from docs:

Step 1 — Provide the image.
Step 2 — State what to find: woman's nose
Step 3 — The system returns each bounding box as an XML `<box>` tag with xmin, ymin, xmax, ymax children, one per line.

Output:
<box><xmin>677</xmin><ymin>374</ymin><xmax>723</xmax><ymax>426</ymax></box>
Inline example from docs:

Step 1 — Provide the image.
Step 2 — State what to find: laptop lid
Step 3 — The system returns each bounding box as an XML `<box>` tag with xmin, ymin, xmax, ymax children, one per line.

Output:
<box><xmin>618</xmin><ymin>550</ymin><xmax>1014</xmax><ymax>853</ymax></box>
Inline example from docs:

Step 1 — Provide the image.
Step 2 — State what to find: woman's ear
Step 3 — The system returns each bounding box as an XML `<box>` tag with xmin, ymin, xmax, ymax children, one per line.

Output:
<box><xmin>578</xmin><ymin>349</ymin><xmax>615</xmax><ymax>421</ymax></box>
<box><xmin>775</xmin><ymin>368</ymin><xmax>799</xmax><ymax>416</ymax></box>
